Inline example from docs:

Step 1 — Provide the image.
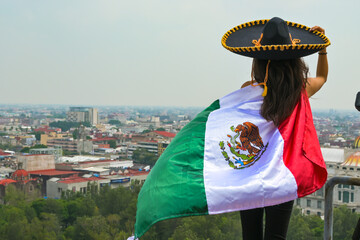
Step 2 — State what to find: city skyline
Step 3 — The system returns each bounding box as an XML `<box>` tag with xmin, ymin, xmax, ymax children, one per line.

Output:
<box><xmin>1</xmin><ymin>1</ymin><xmax>360</xmax><ymax>110</ymax></box>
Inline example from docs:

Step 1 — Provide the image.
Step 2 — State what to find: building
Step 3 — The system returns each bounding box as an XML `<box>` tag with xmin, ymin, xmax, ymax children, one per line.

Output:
<box><xmin>143</xmin><ymin>131</ymin><xmax>176</xmax><ymax>142</ymax></box>
<box><xmin>29</xmin><ymin>147</ymin><xmax>63</xmax><ymax>162</ymax></box>
<box><xmin>29</xmin><ymin>169</ymin><xmax>80</xmax><ymax>196</ymax></box>
<box><xmin>40</xmin><ymin>132</ymin><xmax>71</xmax><ymax>145</ymax></box>
<box><xmin>46</xmin><ymin>175</ymin><xmax>110</xmax><ymax>199</ymax></box>
<box><xmin>90</xmin><ymin>137</ymin><xmax>121</xmax><ymax>146</ymax></box>
<box><xmin>103</xmin><ymin>168</ymin><xmax>150</xmax><ymax>188</ymax></box>
<box><xmin>127</xmin><ymin>141</ymin><xmax>159</xmax><ymax>159</ymax></box>
<box><xmin>158</xmin><ymin>142</ymin><xmax>169</xmax><ymax>156</ymax></box>
<box><xmin>34</xmin><ymin>125</ymin><xmax>60</xmax><ymax>133</ymax></box>
<box><xmin>67</xmin><ymin>107</ymin><xmax>98</xmax><ymax>125</ymax></box>
<box><xmin>0</xmin><ymin>168</ymin><xmax>40</xmax><ymax>202</ymax></box>
<box><xmin>56</xmin><ymin>159</ymin><xmax>133</xmax><ymax>171</ymax></box>
<box><xmin>17</xmin><ymin>154</ymin><xmax>55</xmax><ymax>171</ymax></box>
<box><xmin>47</xmin><ymin>138</ymin><xmax>93</xmax><ymax>154</ymax></box>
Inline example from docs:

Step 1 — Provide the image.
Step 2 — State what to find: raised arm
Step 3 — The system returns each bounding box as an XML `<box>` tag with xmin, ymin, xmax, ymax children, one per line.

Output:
<box><xmin>306</xmin><ymin>26</ymin><xmax>328</xmax><ymax>98</ymax></box>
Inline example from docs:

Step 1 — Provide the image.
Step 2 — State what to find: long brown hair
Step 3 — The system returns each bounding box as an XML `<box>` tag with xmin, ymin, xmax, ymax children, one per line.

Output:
<box><xmin>252</xmin><ymin>58</ymin><xmax>309</xmax><ymax>126</ymax></box>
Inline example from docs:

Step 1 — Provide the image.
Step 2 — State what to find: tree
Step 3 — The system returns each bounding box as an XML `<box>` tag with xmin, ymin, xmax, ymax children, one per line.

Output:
<box><xmin>333</xmin><ymin>205</ymin><xmax>359</xmax><ymax>240</ymax></box>
<box><xmin>156</xmin><ymin>128</ymin><xmax>166</xmax><ymax>131</ymax></box>
<box><xmin>72</xmin><ymin>129</ymin><xmax>79</xmax><ymax>139</ymax></box>
<box><xmin>288</xmin><ymin>207</ymin><xmax>315</xmax><ymax>240</ymax></box>
<box><xmin>108</xmin><ymin>120</ymin><xmax>122</xmax><ymax>126</ymax></box>
<box><xmin>0</xmin><ymin>205</ymin><xmax>31</xmax><ymax>240</ymax></box>
<box><xmin>30</xmin><ymin>131</ymin><xmax>44</xmax><ymax>141</ymax></box>
<box><xmin>29</xmin><ymin>213</ymin><xmax>60</xmax><ymax>240</ymax></box>
<box><xmin>20</xmin><ymin>147</ymin><xmax>31</xmax><ymax>153</ymax></box>
<box><xmin>72</xmin><ymin>215</ymin><xmax>110</xmax><ymax>240</ymax></box>
<box><xmin>20</xmin><ymin>144</ymin><xmax>47</xmax><ymax>153</ymax></box>
<box><xmin>63</xmin><ymin>149</ymin><xmax>75</xmax><ymax>156</ymax></box>
<box><xmin>49</xmin><ymin>121</ymin><xmax>90</xmax><ymax>132</ymax></box>
<box><xmin>169</xmin><ymin>213</ymin><xmax>242</xmax><ymax>240</ymax></box>
<box><xmin>132</xmin><ymin>148</ymin><xmax>158</xmax><ymax>166</ymax></box>
<box><xmin>107</xmin><ymin>140</ymin><xmax>116</xmax><ymax>149</ymax></box>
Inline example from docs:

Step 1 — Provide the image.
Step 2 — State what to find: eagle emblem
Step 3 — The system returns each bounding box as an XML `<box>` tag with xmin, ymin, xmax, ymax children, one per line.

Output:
<box><xmin>219</xmin><ymin>122</ymin><xmax>268</xmax><ymax>169</ymax></box>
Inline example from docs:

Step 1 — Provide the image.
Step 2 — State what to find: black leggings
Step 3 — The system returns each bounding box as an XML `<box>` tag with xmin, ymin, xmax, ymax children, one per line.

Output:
<box><xmin>240</xmin><ymin>200</ymin><xmax>294</xmax><ymax>240</ymax></box>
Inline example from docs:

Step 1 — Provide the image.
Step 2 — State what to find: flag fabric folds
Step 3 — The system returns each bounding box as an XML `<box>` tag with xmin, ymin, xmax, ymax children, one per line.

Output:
<box><xmin>134</xmin><ymin>85</ymin><xmax>327</xmax><ymax>238</ymax></box>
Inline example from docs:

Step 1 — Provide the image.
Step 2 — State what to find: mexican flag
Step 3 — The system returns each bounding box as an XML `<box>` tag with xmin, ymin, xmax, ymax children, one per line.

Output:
<box><xmin>134</xmin><ymin>85</ymin><xmax>327</xmax><ymax>238</ymax></box>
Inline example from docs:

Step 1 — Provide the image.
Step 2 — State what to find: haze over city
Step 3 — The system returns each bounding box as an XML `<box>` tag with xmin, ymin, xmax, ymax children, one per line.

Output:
<box><xmin>1</xmin><ymin>1</ymin><xmax>359</xmax><ymax>111</ymax></box>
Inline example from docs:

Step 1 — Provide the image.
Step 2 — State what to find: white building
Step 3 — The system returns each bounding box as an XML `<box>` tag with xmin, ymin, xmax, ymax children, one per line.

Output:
<box><xmin>46</xmin><ymin>175</ymin><xmax>110</xmax><ymax>199</ymax></box>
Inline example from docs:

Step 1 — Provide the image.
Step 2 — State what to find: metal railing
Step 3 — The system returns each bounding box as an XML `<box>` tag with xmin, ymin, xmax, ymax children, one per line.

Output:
<box><xmin>324</xmin><ymin>176</ymin><xmax>360</xmax><ymax>240</ymax></box>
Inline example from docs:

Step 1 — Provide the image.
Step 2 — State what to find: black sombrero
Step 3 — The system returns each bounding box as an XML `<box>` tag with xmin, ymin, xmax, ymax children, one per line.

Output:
<box><xmin>221</xmin><ymin>17</ymin><xmax>330</xmax><ymax>60</ymax></box>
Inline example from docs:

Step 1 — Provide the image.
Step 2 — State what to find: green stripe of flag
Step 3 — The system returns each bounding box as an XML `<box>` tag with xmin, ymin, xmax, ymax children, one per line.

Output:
<box><xmin>135</xmin><ymin>100</ymin><xmax>220</xmax><ymax>238</ymax></box>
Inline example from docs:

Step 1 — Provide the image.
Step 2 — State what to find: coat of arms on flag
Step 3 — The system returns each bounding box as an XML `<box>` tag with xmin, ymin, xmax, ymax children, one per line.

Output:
<box><xmin>219</xmin><ymin>122</ymin><xmax>269</xmax><ymax>169</ymax></box>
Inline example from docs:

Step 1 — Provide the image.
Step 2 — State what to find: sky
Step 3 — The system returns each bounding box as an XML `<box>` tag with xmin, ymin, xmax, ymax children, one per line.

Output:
<box><xmin>1</xmin><ymin>0</ymin><xmax>359</xmax><ymax>111</ymax></box>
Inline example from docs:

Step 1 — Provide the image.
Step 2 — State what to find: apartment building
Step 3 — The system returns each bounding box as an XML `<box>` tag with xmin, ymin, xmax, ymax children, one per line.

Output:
<box><xmin>67</xmin><ymin>107</ymin><xmax>98</xmax><ymax>125</ymax></box>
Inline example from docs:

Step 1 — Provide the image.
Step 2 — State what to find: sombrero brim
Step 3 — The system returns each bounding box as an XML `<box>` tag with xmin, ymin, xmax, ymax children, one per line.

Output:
<box><xmin>221</xmin><ymin>19</ymin><xmax>331</xmax><ymax>60</ymax></box>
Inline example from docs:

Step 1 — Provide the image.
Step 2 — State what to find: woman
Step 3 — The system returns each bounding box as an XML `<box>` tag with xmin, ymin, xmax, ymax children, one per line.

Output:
<box><xmin>225</xmin><ymin>19</ymin><xmax>328</xmax><ymax>239</ymax></box>
<box><xmin>133</xmin><ymin>17</ymin><xmax>330</xmax><ymax>239</ymax></box>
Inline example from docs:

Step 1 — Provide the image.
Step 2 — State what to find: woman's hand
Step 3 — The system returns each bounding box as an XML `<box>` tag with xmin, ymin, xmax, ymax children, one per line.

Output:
<box><xmin>310</xmin><ymin>26</ymin><xmax>325</xmax><ymax>34</ymax></box>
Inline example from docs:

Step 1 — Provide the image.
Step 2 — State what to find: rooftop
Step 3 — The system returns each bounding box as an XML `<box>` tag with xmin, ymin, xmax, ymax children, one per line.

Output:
<box><xmin>57</xmin><ymin>176</ymin><xmax>107</xmax><ymax>184</ymax></box>
<box><xmin>153</xmin><ymin>131</ymin><xmax>176</xmax><ymax>138</ymax></box>
<box><xmin>321</xmin><ymin>148</ymin><xmax>344</xmax><ymax>163</ymax></box>
<box><xmin>341</xmin><ymin>152</ymin><xmax>360</xmax><ymax>166</ymax></box>
<box><xmin>90</xmin><ymin>137</ymin><xmax>117</xmax><ymax>142</ymax></box>
<box><xmin>28</xmin><ymin>169</ymin><xmax>79</xmax><ymax>176</ymax></box>
<box><xmin>122</xmin><ymin>169</ymin><xmax>150</xmax><ymax>176</ymax></box>
<box><xmin>0</xmin><ymin>179</ymin><xmax>17</xmax><ymax>186</ymax></box>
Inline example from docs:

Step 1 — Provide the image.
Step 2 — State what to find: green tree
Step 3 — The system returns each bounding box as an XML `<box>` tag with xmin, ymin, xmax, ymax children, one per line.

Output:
<box><xmin>20</xmin><ymin>147</ymin><xmax>31</xmax><ymax>153</ymax></box>
<box><xmin>156</xmin><ymin>128</ymin><xmax>166</xmax><ymax>131</ymax></box>
<box><xmin>333</xmin><ymin>205</ymin><xmax>359</xmax><ymax>240</ymax></box>
<box><xmin>132</xmin><ymin>148</ymin><xmax>158</xmax><ymax>166</ymax></box>
<box><xmin>72</xmin><ymin>129</ymin><xmax>79</xmax><ymax>139</ymax></box>
<box><xmin>169</xmin><ymin>213</ymin><xmax>242</xmax><ymax>240</ymax></box>
<box><xmin>0</xmin><ymin>206</ymin><xmax>31</xmax><ymax>240</ymax></box>
<box><xmin>108</xmin><ymin>120</ymin><xmax>122</xmax><ymax>126</ymax></box>
<box><xmin>288</xmin><ymin>207</ymin><xmax>313</xmax><ymax>240</ymax></box>
<box><xmin>29</xmin><ymin>213</ymin><xmax>60</xmax><ymax>240</ymax></box>
<box><xmin>4</xmin><ymin>184</ymin><xmax>25</xmax><ymax>206</ymax></box>
<box><xmin>107</xmin><ymin>140</ymin><xmax>117</xmax><ymax>149</ymax></box>
<box><xmin>72</xmin><ymin>215</ymin><xmax>110</xmax><ymax>240</ymax></box>
<box><xmin>33</xmin><ymin>131</ymin><xmax>44</xmax><ymax>141</ymax></box>
<box><xmin>62</xmin><ymin>149</ymin><xmax>74</xmax><ymax>156</ymax></box>
<box><xmin>20</xmin><ymin>144</ymin><xmax>47</xmax><ymax>153</ymax></box>
<box><xmin>307</xmin><ymin>214</ymin><xmax>324</xmax><ymax>239</ymax></box>
<box><xmin>49</xmin><ymin>121</ymin><xmax>90</xmax><ymax>132</ymax></box>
